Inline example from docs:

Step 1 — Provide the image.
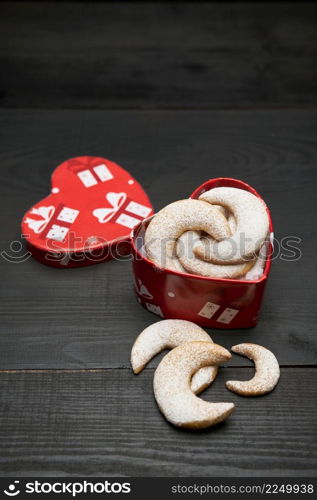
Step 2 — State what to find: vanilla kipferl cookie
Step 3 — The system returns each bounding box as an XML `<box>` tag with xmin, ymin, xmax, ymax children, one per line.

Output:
<box><xmin>177</xmin><ymin>231</ymin><xmax>255</xmax><ymax>278</ymax></box>
<box><xmin>195</xmin><ymin>187</ymin><xmax>269</xmax><ymax>264</ymax></box>
<box><xmin>226</xmin><ymin>343</ymin><xmax>280</xmax><ymax>396</ymax></box>
<box><xmin>153</xmin><ymin>341</ymin><xmax>235</xmax><ymax>429</ymax></box>
<box><xmin>131</xmin><ymin>319</ymin><xmax>218</xmax><ymax>394</ymax></box>
<box><xmin>144</xmin><ymin>199</ymin><xmax>231</xmax><ymax>272</ymax></box>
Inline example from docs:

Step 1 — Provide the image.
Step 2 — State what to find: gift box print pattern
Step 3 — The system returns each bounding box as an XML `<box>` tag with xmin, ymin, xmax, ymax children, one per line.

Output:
<box><xmin>22</xmin><ymin>156</ymin><xmax>153</xmax><ymax>255</ymax></box>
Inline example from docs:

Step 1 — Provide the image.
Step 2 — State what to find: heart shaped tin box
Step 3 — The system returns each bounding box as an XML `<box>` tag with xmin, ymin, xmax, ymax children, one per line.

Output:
<box><xmin>130</xmin><ymin>178</ymin><xmax>273</xmax><ymax>329</ymax></box>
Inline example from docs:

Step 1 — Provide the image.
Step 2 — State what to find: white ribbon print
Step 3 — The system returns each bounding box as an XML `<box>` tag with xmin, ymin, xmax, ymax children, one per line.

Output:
<box><xmin>93</xmin><ymin>192</ymin><xmax>127</xmax><ymax>224</ymax></box>
<box><xmin>24</xmin><ymin>206</ymin><xmax>55</xmax><ymax>233</ymax></box>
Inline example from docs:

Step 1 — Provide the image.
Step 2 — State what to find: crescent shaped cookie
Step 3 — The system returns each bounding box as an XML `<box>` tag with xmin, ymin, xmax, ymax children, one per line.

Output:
<box><xmin>195</xmin><ymin>187</ymin><xmax>269</xmax><ymax>264</ymax></box>
<box><xmin>208</xmin><ymin>206</ymin><xmax>237</xmax><ymax>234</ymax></box>
<box><xmin>144</xmin><ymin>199</ymin><xmax>231</xmax><ymax>272</ymax></box>
<box><xmin>131</xmin><ymin>319</ymin><xmax>218</xmax><ymax>394</ymax></box>
<box><xmin>226</xmin><ymin>343</ymin><xmax>280</xmax><ymax>396</ymax></box>
<box><xmin>196</xmin><ymin>211</ymin><xmax>237</xmax><ymax>260</ymax></box>
<box><xmin>153</xmin><ymin>341</ymin><xmax>235</xmax><ymax>429</ymax></box>
<box><xmin>177</xmin><ymin>231</ymin><xmax>255</xmax><ymax>278</ymax></box>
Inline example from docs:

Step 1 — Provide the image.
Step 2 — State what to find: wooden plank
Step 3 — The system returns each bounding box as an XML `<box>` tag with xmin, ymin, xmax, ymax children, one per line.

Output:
<box><xmin>0</xmin><ymin>367</ymin><xmax>316</xmax><ymax>476</ymax></box>
<box><xmin>0</xmin><ymin>109</ymin><xmax>316</xmax><ymax>369</ymax></box>
<box><xmin>0</xmin><ymin>2</ymin><xmax>316</xmax><ymax>109</ymax></box>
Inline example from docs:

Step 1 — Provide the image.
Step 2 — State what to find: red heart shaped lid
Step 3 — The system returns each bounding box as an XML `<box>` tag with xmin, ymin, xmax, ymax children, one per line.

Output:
<box><xmin>21</xmin><ymin>156</ymin><xmax>153</xmax><ymax>267</ymax></box>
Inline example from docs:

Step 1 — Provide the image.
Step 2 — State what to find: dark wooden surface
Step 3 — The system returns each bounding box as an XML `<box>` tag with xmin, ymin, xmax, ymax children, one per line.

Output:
<box><xmin>0</xmin><ymin>1</ymin><xmax>316</xmax><ymax>478</ymax></box>
<box><xmin>1</xmin><ymin>368</ymin><xmax>317</xmax><ymax>477</ymax></box>
<box><xmin>1</xmin><ymin>2</ymin><xmax>317</xmax><ymax>109</ymax></box>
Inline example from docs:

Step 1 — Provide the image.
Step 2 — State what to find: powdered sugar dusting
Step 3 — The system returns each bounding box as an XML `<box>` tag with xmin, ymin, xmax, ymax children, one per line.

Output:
<box><xmin>153</xmin><ymin>341</ymin><xmax>234</xmax><ymax>429</ymax></box>
<box><xmin>131</xmin><ymin>319</ymin><xmax>218</xmax><ymax>395</ymax></box>
<box><xmin>197</xmin><ymin>187</ymin><xmax>269</xmax><ymax>264</ymax></box>
<box><xmin>144</xmin><ymin>199</ymin><xmax>231</xmax><ymax>271</ymax></box>
<box><xmin>226</xmin><ymin>343</ymin><xmax>280</xmax><ymax>396</ymax></box>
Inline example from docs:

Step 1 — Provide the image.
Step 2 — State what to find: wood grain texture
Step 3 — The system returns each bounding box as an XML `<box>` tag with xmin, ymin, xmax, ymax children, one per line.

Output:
<box><xmin>0</xmin><ymin>1</ymin><xmax>317</xmax><ymax>109</ymax></box>
<box><xmin>1</xmin><ymin>1</ymin><xmax>316</xmax><ymax>479</ymax></box>
<box><xmin>0</xmin><ymin>367</ymin><xmax>316</xmax><ymax>477</ymax></box>
<box><xmin>0</xmin><ymin>109</ymin><xmax>316</xmax><ymax>369</ymax></box>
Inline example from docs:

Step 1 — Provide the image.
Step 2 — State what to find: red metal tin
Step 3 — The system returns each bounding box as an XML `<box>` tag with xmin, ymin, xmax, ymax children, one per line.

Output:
<box><xmin>21</xmin><ymin>156</ymin><xmax>153</xmax><ymax>268</ymax></box>
<box><xmin>131</xmin><ymin>178</ymin><xmax>273</xmax><ymax>328</ymax></box>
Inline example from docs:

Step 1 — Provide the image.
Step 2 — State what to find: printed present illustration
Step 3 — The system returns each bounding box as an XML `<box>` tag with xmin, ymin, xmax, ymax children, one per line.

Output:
<box><xmin>93</xmin><ymin>192</ymin><xmax>152</xmax><ymax>229</ymax></box>
<box><xmin>134</xmin><ymin>278</ymin><xmax>153</xmax><ymax>300</ymax></box>
<box><xmin>74</xmin><ymin>162</ymin><xmax>114</xmax><ymax>188</ymax></box>
<box><xmin>24</xmin><ymin>206</ymin><xmax>55</xmax><ymax>234</ymax></box>
<box><xmin>21</xmin><ymin>156</ymin><xmax>153</xmax><ymax>267</ymax></box>
<box><xmin>24</xmin><ymin>204</ymin><xmax>80</xmax><ymax>242</ymax></box>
